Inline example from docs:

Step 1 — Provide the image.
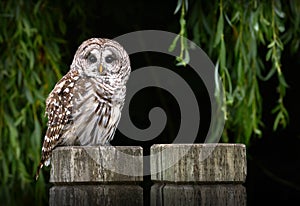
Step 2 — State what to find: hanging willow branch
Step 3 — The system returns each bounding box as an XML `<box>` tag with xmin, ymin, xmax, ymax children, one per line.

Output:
<box><xmin>173</xmin><ymin>0</ymin><xmax>298</xmax><ymax>144</ymax></box>
<box><xmin>0</xmin><ymin>0</ymin><xmax>66</xmax><ymax>204</ymax></box>
<box><xmin>169</xmin><ymin>0</ymin><xmax>190</xmax><ymax>66</ymax></box>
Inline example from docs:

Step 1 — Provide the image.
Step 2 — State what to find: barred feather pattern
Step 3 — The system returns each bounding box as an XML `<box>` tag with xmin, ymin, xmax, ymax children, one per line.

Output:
<box><xmin>35</xmin><ymin>38</ymin><xmax>130</xmax><ymax>180</ymax></box>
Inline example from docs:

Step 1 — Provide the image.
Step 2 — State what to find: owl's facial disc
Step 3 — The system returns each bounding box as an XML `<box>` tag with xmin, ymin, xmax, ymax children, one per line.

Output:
<box><xmin>84</xmin><ymin>46</ymin><xmax>121</xmax><ymax>77</ymax></box>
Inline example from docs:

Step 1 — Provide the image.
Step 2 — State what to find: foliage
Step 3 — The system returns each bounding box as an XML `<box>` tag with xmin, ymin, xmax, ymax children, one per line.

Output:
<box><xmin>0</xmin><ymin>0</ymin><xmax>66</xmax><ymax>204</ymax></box>
<box><xmin>1</xmin><ymin>0</ymin><xmax>300</xmax><ymax>204</ymax></box>
<box><xmin>172</xmin><ymin>0</ymin><xmax>300</xmax><ymax>144</ymax></box>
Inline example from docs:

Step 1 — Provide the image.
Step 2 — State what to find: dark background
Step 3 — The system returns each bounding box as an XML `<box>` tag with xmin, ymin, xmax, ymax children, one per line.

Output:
<box><xmin>2</xmin><ymin>0</ymin><xmax>300</xmax><ymax>205</ymax></box>
<box><xmin>62</xmin><ymin>0</ymin><xmax>300</xmax><ymax>205</ymax></box>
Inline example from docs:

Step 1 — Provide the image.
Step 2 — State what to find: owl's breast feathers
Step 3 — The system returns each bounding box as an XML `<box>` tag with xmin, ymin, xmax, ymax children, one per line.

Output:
<box><xmin>67</xmin><ymin>76</ymin><xmax>124</xmax><ymax>146</ymax></box>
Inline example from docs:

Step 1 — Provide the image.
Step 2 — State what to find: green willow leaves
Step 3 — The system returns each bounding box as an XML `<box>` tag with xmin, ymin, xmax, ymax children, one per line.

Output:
<box><xmin>169</xmin><ymin>0</ymin><xmax>190</xmax><ymax>66</ymax></box>
<box><xmin>0</xmin><ymin>0</ymin><xmax>66</xmax><ymax>204</ymax></box>
<box><xmin>173</xmin><ymin>0</ymin><xmax>299</xmax><ymax>144</ymax></box>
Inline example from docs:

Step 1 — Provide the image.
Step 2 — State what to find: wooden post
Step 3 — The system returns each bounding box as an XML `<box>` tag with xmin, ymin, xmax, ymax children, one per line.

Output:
<box><xmin>49</xmin><ymin>144</ymin><xmax>247</xmax><ymax>205</ymax></box>
<box><xmin>151</xmin><ymin>144</ymin><xmax>247</xmax><ymax>183</ymax></box>
<box><xmin>150</xmin><ymin>144</ymin><xmax>247</xmax><ymax>205</ymax></box>
<box><xmin>49</xmin><ymin>146</ymin><xmax>143</xmax><ymax>206</ymax></box>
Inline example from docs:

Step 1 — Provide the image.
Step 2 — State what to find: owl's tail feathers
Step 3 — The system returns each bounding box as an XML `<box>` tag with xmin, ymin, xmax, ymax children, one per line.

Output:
<box><xmin>34</xmin><ymin>162</ymin><xmax>44</xmax><ymax>181</ymax></box>
<box><xmin>34</xmin><ymin>156</ymin><xmax>51</xmax><ymax>181</ymax></box>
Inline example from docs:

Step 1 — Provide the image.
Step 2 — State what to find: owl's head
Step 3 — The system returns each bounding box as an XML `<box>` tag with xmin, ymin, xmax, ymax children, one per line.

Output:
<box><xmin>71</xmin><ymin>38</ymin><xmax>131</xmax><ymax>84</ymax></box>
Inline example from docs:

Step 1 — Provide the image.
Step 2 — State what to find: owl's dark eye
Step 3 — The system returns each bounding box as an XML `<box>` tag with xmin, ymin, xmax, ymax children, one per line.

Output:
<box><xmin>105</xmin><ymin>55</ymin><xmax>115</xmax><ymax>64</ymax></box>
<box><xmin>88</xmin><ymin>54</ymin><xmax>97</xmax><ymax>63</ymax></box>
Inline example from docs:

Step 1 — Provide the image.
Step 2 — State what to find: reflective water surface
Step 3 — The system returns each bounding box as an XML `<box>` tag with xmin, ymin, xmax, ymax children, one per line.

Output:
<box><xmin>50</xmin><ymin>183</ymin><xmax>246</xmax><ymax>206</ymax></box>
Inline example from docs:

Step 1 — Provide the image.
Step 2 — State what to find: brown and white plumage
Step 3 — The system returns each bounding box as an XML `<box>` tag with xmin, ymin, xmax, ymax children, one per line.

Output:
<box><xmin>35</xmin><ymin>38</ymin><xmax>130</xmax><ymax>180</ymax></box>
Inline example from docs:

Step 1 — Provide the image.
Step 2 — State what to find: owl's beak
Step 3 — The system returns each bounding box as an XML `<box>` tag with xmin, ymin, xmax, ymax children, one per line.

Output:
<box><xmin>99</xmin><ymin>64</ymin><xmax>103</xmax><ymax>73</ymax></box>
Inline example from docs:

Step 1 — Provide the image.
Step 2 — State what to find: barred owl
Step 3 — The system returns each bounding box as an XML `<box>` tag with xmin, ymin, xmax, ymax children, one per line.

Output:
<box><xmin>35</xmin><ymin>38</ymin><xmax>131</xmax><ymax>180</ymax></box>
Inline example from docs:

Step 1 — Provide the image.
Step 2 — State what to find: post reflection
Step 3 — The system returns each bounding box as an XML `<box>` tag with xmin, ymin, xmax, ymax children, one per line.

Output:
<box><xmin>151</xmin><ymin>183</ymin><xmax>246</xmax><ymax>206</ymax></box>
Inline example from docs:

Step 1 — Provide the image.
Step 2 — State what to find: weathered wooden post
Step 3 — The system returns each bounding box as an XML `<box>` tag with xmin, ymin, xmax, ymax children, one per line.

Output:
<box><xmin>49</xmin><ymin>144</ymin><xmax>247</xmax><ymax>205</ymax></box>
<box><xmin>49</xmin><ymin>146</ymin><xmax>143</xmax><ymax>206</ymax></box>
<box><xmin>150</xmin><ymin>144</ymin><xmax>247</xmax><ymax>206</ymax></box>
